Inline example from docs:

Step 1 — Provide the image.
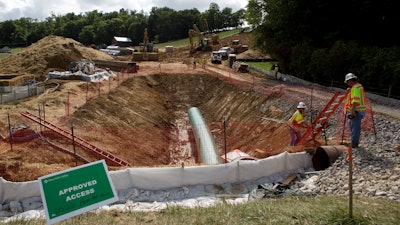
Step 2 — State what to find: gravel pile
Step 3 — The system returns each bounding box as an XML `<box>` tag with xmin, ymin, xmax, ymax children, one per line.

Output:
<box><xmin>293</xmin><ymin>113</ymin><xmax>400</xmax><ymax>201</ymax></box>
<box><xmin>250</xmin><ymin>70</ymin><xmax>400</xmax><ymax>201</ymax></box>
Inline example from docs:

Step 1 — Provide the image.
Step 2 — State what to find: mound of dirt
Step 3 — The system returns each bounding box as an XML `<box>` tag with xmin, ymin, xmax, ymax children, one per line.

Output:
<box><xmin>0</xmin><ymin>36</ymin><xmax>113</xmax><ymax>81</ymax></box>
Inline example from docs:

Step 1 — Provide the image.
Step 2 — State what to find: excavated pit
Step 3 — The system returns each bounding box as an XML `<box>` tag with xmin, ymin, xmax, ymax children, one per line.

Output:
<box><xmin>0</xmin><ymin>72</ymin><xmax>300</xmax><ymax>182</ymax></box>
<box><xmin>65</xmin><ymin>73</ymin><xmax>294</xmax><ymax>168</ymax></box>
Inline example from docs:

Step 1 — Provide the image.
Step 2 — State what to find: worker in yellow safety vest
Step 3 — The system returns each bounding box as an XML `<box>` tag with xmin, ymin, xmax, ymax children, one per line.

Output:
<box><xmin>202</xmin><ymin>57</ymin><xmax>207</xmax><ymax>69</ymax></box>
<box><xmin>192</xmin><ymin>57</ymin><xmax>196</xmax><ymax>69</ymax></box>
<box><xmin>287</xmin><ymin>102</ymin><xmax>308</xmax><ymax>146</ymax></box>
<box><xmin>344</xmin><ymin>73</ymin><xmax>366</xmax><ymax>148</ymax></box>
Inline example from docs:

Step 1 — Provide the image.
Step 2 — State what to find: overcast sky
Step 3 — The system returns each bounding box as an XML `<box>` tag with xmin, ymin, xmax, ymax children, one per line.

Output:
<box><xmin>0</xmin><ymin>0</ymin><xmax>248</xmax><ymax>22</ymax></box>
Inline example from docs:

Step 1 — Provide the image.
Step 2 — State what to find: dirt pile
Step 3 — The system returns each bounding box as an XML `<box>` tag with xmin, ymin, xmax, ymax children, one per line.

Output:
<box><xmin>0</xmin><ymin>36</ymin><xmax>113</xmax><ymax>81</ymax></box>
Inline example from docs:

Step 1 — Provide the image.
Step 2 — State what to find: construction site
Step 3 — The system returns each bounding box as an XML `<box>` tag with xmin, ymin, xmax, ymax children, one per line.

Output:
<box><xmin>3</xmin><ymin>33</ymin><xmax>399</xmax><ymax>220</ymax></box>
<box><xmin>0</xmin><ymin>33</ymin><xmax>383</xmax><ymax>181</ymax></box>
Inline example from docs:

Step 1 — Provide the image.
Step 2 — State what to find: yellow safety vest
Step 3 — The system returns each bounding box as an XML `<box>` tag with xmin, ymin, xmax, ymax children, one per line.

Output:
<box><xmin>288</xmin><ymin>110</ymin><xmax>305</xmax><ymax>130</ymax></box>
<box><xmin>345</xmin><ymin>83</ymin><xmax>366</xmax><ymax>112</ymax></box>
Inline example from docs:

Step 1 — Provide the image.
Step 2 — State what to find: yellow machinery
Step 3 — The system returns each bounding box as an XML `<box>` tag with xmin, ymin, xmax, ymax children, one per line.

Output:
<box><xmin>231</xmin><ymin>39</ymin><xmax>249</xmax><ymax>54</ymax></box>
<box><xmin>132</xmin><ymin>28</ymin><xmax>159</xmax><ymax>61</ymax></box>
<box><xmin>202</xmin><ymin>19</ymin><xmax>219</xmax><ymax>45</ymax></box>
<box><xmin>188</xmin><ymin>25</ymin><xmax>212</xmax><ymax>54</ymax></box>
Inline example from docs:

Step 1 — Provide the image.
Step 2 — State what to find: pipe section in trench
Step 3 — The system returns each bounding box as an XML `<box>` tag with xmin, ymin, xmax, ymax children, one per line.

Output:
<box><xmin>188</xmin><ymin>107</ymin><xmax>221</xmax><ymax>165</ymax></box>
<box><xmin>312</xmin><ymin>145</ymin><xmax>347</xmax><ymax>170</ymax></box>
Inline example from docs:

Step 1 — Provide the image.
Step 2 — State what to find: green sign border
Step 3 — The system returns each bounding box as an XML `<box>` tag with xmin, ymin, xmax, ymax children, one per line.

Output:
<box><xmin>39</xmin><ymin>160</ymin><xmax>118</xmax><ymax>224</ymax></box>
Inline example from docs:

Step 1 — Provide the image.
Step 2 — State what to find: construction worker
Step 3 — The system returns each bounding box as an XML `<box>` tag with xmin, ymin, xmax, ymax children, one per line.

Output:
<box><xmin>192</xmin><ymin>57</ymin><xmax>196</xmax><ymax>69</ymax></box>
<box><xmin>273</xmin><ymin>64</ymin><xmax>279</xmax><ymax>79</ymax></box>
<box><xmin>344</xmin><ymin>73</ymin><xmax>366</xmax><ymax>148</ymax></box>
<box><xmin>202</xmin><ymin>57</ymin><xmax>207</xmax><ymax>69</ymax></box>
<box><xmin>287</xmin><ymin>102</ymin><xmax>308</xmax><ymax>146</ymax></box>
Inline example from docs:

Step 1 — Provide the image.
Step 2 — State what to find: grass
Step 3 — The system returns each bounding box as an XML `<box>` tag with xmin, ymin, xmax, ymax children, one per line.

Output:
<box><xmin>0</xmin><ymin>47</ymin><xmax>24</xmax><ymax>59</ymax></box>
<box><xmin>4</xmin><ymin>195</ymin><xmax>400</xmax><ymax>225</ymax></box>
<box><xmin>247</xmin><ymin>61</ymin><xmax>278</xmax><ymax>71</ymax></box>
<box><xmin>153</xmin><ymin>29</ymin><xmax>241</xmax><ymax>49</ymax></box>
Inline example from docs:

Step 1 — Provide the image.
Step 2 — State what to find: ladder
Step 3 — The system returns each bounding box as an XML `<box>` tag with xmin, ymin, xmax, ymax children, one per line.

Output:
<box><xmin>21</xmin><ymin>111</ymin><xmax>131</xmax><ymax>167</ymax></box>
<box><xmin>296</xmin><ymin>89</ymin><xmax>349</xmax><ymax>145</ymax></box>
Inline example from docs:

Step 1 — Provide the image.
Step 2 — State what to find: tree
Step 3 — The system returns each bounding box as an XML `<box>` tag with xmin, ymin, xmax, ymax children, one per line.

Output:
<box><xmin>0</xmin><ymin>20</ymin><xmax>17</xmax><ymax>44</ymax></box>
<box><xmin>202</xmin><ymin>3</ymin><xmax>222</xmax><ymax>30</ymax></box>
<box><xmin>247</xmin><ymin>0</ymin><xmax>400</xmax><ymax>98</ymax></box>
<box><xmin>79</xmin><ymin>25</ymin><xmax>96</xmax><ymax>45</ymax></box>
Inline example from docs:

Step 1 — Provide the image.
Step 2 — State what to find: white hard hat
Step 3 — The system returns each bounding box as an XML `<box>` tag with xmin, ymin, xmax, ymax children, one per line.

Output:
<box><xmin>297</xmin><ymin>102</ymin><xmax>306</xmax><ymax>109</ymax></box>
<box><xmin>344</xmin><ymin>73</ymin><xmax>357</xmax><ymax>83</ymax></box>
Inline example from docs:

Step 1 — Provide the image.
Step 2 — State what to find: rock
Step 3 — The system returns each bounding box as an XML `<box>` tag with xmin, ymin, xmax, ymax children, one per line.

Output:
<box><xmin>294</xmin><ymin>113</ymin><xmax>400</xmax><ymax>201</ymax></box>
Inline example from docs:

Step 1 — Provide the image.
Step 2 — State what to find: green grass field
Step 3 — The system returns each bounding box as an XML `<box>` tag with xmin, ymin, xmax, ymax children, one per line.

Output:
<box><xmin>153</xmin><ymin>29</ymin><xmax>241</xmax><ymax>49</ymax></box>
<box><xmin>0</xmin><ymin>47</ymin><xmax>24</xmax><ymax>59</ymax></box>
<box><xmin>4</xmin><ymin>195</ymin><xmax>399</xmax><ymax>224</ymax></box>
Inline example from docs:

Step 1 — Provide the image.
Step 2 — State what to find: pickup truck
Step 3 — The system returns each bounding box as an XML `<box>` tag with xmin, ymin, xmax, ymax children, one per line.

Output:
<box><xmin>210</xmin><ymin>51</ymin><xmax>222</xmax><ymax>64</ymax></box>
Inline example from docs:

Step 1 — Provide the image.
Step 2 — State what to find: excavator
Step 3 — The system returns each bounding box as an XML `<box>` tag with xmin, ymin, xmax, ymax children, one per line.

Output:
<box><xmin>132</xmin><ymin>28</ymin><xmax>159</xmax><ymax>61</ymax></box>
<box><xmin>188</xmin><ymin>20</ymin><xmax>219</xmax><ymax>55</ymax></box>
<box><xmin>201</xmin><ymin>19</ymin><xmax>219</xmax><ymax>45</ymax></box>
<box><xmin>188</xmin><ymin>26</ymin><xmax>212</xmax><ymax>54</ymax></box>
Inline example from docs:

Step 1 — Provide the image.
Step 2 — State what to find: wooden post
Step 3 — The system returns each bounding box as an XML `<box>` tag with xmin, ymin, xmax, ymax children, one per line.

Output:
<box><xmin>8</xmin><ymin>112</ymin><xmax>13</xmax><ymax>151</ymax></box>
<box><xmin>347</xmin><ymin>146</ymin><xmax>353</xmax><ymax>219</ymax></box>
<box><xmin>98</xmin><ymin>81</ymin><xmax>101</xmax><ymax>97</ymax></box>
<box><xmin>223</xmin><ymin>116</ymin><xmax>227</xmax><ymax>163</ymax></box>
<box><xmin>38</xmin><ymin>104</ymin><xmax>42</xmax><ymax>132</ymax></box>
<box><xmin>70</xmin><ymin>121</ymin><xmax>77</xmax><ymax>166</ymax></box>
<box><xmin>66</xmin><ymin>89</ymin><xmax>70</xmax><ymax>120</ymax></box>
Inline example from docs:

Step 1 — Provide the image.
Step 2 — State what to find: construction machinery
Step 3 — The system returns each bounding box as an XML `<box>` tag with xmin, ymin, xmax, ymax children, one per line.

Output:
<box><xmin>231</xmin><ymin>39</ymin><xmax>249</xmax><ymax>54</ymax></box>
<box><xmin>189</xmin><ymin>24</ymin><xmax>213</xmax><ymax>54</ymax></box>
<box><xmin>201</xmin><ymin>19</ymin><xmax>219</xmax><ymax>45</ymax></box>
<box><xmin>189</xmin><ymin>20</ymin><xmax>221</xmax><ymax>55</ymax></box>
<box><xmin>132</xmin><ymin>28</ymin><xmax>159</xmax><ymax>61</ymax></box>
<box><xmin>210</xmin><ymin>51</ymin><xmax>222</xmax><ymax>64</ymax></box>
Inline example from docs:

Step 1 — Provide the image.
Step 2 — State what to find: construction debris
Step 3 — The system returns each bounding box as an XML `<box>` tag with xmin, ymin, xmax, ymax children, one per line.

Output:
<box><xmin>232</xmin><ymin>61</ymin><xmax>249</xmax><ymax>72</ymax></box>
<box><xmin>47</xmin><ymin>60</ymin><xmax>116</xmax><ymax>82</ymax></box>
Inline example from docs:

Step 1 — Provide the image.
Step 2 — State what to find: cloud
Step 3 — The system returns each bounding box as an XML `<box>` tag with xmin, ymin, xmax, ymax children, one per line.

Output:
<box><xmin>0</xmin><ymin>0</ymin><xmax>248</xmax><ymax>22</ymax></box>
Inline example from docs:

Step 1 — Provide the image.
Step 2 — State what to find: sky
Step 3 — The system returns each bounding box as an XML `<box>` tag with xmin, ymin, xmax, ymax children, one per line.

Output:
<box><xmin>0</xmin><ymin>0</ymin><xmax>248</xmax><ymax>22</ymax></box>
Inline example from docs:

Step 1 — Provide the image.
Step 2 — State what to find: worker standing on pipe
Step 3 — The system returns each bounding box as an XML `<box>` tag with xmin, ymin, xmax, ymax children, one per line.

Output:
<box><xmin>344</xmin><ymin>73</ymin><xmax>366</xmax><ymax>148</ymax></box>
<box><xmin>287</xmin><ymin>102</ymin><xmax>308</xmax><ymax>146</ymax></box>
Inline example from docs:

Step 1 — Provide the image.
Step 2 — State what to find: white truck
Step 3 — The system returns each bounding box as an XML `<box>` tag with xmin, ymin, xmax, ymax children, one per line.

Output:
<box><xmin>210</xmin><ymin>51</ymin><xmax>222</xmax><ymax>64</ymax></box>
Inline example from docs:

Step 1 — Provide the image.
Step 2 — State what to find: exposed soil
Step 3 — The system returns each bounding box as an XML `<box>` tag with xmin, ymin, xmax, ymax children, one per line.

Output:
<box><xmin>0</xmin><ymin>35</ymin><xmax>396</xmax><ymax>182</ymax></box>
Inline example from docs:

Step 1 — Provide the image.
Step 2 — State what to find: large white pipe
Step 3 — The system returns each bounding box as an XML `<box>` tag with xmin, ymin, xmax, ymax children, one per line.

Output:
<box><xmin>188</xmin><ymin>107</ymin><xmax>221</xmax><ymax>165</ymax></box>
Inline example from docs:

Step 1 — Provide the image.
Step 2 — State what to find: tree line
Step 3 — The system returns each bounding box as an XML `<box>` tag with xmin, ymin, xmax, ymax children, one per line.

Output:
<box><xmin>0</xmin><ymin>3</ymin><xmax>245</xmax><ymax>47</ymax></box>
<box><xmin>247</xmin><ymin>0</ymin><xmax>400</xmax><ymax>99</ymax></box>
